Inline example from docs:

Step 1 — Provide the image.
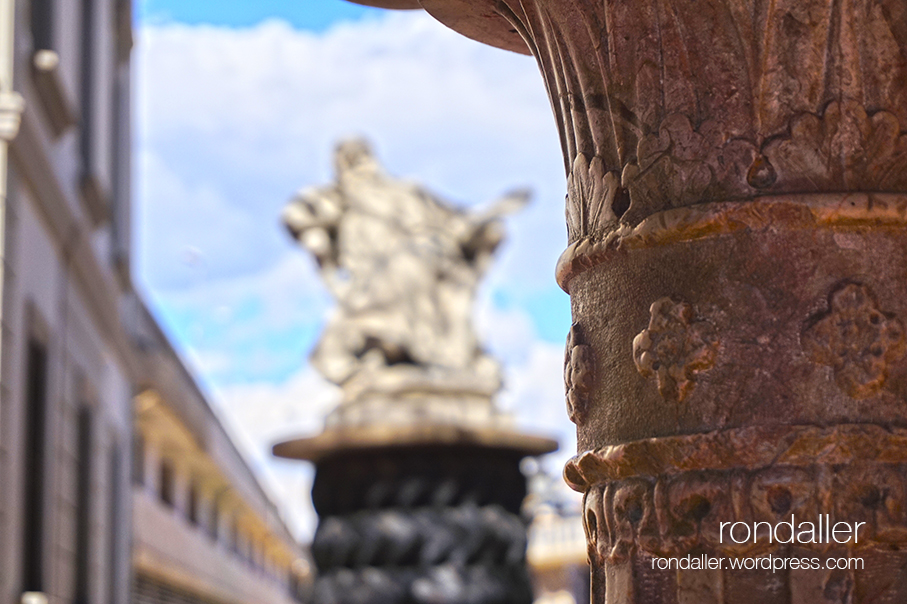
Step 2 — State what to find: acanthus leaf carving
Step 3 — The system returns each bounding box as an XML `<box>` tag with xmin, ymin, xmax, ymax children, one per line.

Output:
<box><xmin>663</xmin><ymin>472</ymin><xmax>729</xmax><ymax>555</ymax></box>
<box><xmin>607</xmin><ymin>479</ymin><xmax>657</xmax><ymax>564</ymax></box>
<box><xmin>566</xmin><ymin>153</ymin><xmax>621</xmax><ymax>242</ymax></box>
<box><xmin>491</xmin><ymin>0</ymin><xmax>907</xmax><ymax>244</ymax></box>
<box><xmin>582</xmin><ymin>462</ymin><xmax>907</xmax><ymax>559</ymax></box>
<box><xmin>764</xmin><ymin>101</ymin><xmax>907</xmax><ymax>192</ymax></box>
<box><xmin>572</xmin><ymin>425</ymin><xmax>907</xmax><ymax>558</ymax></box>
<box><xmin>620</xmin><ymin>115</ymin><xmax>758</xmax><ymax>227</ymax></box>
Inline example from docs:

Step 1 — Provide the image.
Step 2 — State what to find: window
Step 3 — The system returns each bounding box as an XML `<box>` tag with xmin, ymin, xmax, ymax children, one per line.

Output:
<box><xmin>79</xmin><ymin>0</ymin><xmax>99</xmax><ymax>215</ymax></box>
<box><xmin>74</xmin><ymin>407</ymin><xmax>93</xmax><ymax>604</ymax></box>
<box><xmin>208</xmin><ymin>499</ymin><xmax>219</xmax><ymax>541</ymax></box>
<box><xmin>108</xmin><ymin>445</ymin><xmax>122</xmax><ymax>604</ymax></box>
<box><xmin>22</xmin><ymin>338</ymin><xmax>48</xmax><ymax>591</ymax></box>
<box><xmin>110</xmin><ymin>0</ymin><xmax>132</xmax><ymax>279</ymax></box>
<box><xmin>159</xmin><ymin>458</ymin><xmax>175</xmax><ymax>508</ymax></box>
<box><xmin>30</xmin><ymin>0</ymin><xmax>75</xmax><ymax>136</ymax></box>
<box><xmin>231</xmin><ymin>517</ymin><xmax>240</xmax><ymax>555</ymax></box>
<box><xmin>132</xmin><ymin>431</ymin><xmax>145</xmax><ymax>486</ymax></box>
<box><xmin>79</xmin><ymin>0</ymin><xmax>94</xmax><ymax>167</ymax></box>
<box><xmin>31</xmin><ymin>0</ymin><xmax>54</xmax><ymax>51</ymax></box>
<box><xmin>187</xmin><ymin>479</ymin><xmax>199</xmax><ymax>526</ymax></box>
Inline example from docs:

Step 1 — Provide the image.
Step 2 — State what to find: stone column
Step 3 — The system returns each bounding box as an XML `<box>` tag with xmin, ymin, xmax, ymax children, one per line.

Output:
<box><xmin>346</xmin><ymin>1</ymin><xmax>907</xmax><ymax>601</ymax></box>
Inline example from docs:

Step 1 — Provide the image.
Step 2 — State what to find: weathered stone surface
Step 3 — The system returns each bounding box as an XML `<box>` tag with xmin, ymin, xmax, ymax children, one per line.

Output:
<box><xmin>340</xmin><ymin>0</ymin><xmax>907</xmax><ymax>600</ymax></box>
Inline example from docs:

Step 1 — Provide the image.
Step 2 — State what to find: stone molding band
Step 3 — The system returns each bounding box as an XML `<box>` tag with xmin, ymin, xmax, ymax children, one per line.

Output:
<box><xmin>570</xmin><ymin>424</ymin><xmax>907</xmax><ymax>561</ymax></box>
<box><xmin>564</xmin><ymin>423</ymin><xmax>907</xmax><ymax>491</ymax></box>
<box><xmin>556</xmin><ymin>193</ymin><xmax>907</xmax><ymax>292</ymax></box>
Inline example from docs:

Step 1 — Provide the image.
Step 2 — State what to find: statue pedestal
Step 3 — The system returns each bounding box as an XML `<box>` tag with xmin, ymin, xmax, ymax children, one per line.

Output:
<box><xmin>275</xmin><ymin>415</ymin><xmax>556</xmax><ymax>604</ymax></box>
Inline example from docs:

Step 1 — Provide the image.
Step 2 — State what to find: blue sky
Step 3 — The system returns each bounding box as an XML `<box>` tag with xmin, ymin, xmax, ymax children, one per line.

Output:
<box><xmin>139</xmin><ymin>0</ymin><xmax>389</xmax><ymax>31</ymax></box>
<box><xmin>134</xmin><ymin>0</ymin><xmax>574</xmax><ymax>536</ymax></box>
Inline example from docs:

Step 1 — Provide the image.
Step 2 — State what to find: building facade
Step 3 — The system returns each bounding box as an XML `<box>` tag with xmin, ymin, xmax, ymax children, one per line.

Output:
<box><xmin>0</xmin><ymin>3</ymin><xmax>309</xmax><ymax>604</ymax></box>
<box><xmin>525</xmin><ymin>474</ymin><xmax>588</xmax><ymax>604</ymax></box>
<box><xmin>131</xmin><ymin>303</ymin><xmax>311</xmax><ymax>604</ymax></box>
<box><xmin>0</xmin><ymin>0</ymin><xmax>134</xmax><ymax>602</ymax></box>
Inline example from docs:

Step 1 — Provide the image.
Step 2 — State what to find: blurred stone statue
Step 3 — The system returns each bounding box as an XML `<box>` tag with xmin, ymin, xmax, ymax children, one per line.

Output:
<box><xmin>277</xmin><ymin>141</ymin><xmax>555</xmax><ymax>604</ymax></box>
<box><xmin>283</xmin><ymin>139</ymin><xmax>527</xmax><ymax>426</ymax></box>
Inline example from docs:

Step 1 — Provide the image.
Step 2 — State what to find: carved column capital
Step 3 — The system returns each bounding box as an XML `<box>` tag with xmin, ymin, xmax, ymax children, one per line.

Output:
<box><xmin>421</xmin><ymin>0</ymin><xmax>907</xmax><ymax>243</ymax></box>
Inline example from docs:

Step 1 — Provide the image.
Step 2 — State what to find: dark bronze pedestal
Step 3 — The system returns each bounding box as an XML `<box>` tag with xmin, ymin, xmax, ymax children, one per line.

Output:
<box><xmin>277</xmin><ymin>426</ymin><xmax>556</xmax><ymax>604</ymax></box>
<box><xmin>309</xmin><ymin>446</ymin><xmax>531</xmax><ymax>604</ymax></box>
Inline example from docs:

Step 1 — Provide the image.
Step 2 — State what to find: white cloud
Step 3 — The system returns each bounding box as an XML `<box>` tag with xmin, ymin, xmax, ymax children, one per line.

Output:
<box><xmin>142</xmin><ymin>250</ymin><xmax>331</xmax><ymax>387</ymax></box>
<box><xmin>136</xmin><ymin>11</ymin><xmax>566</xmax><ymax>295</ymax></box>
<box><xmin>153</xmin><ymin>250</ymin><xmax>329</xmax><ymax>331</ymax></box>
<box><xmin>137</xmin><ymin>148</ymin><xmax>275</xmax><ymax>288</ymax></box>
<box><xmin>476</xmin><ymin>292</ymin><xmax>542</xmax><ymax>366</ymax></box>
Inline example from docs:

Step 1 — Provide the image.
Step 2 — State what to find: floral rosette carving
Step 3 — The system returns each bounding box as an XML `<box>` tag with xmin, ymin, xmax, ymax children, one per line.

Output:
<box><xmin>632</xmin><ymin>298</ymin><xmax>717</xmax><ymax>403</ymax></box>
<box><xmin>564</xmin><ymin>323</ymin><xmax>594</xmax><ymax>424</ymax></box>
<box><xmin>802</xmin><ymin>283</ymin><xmax>906</xmax><ymax>399</ymax></box>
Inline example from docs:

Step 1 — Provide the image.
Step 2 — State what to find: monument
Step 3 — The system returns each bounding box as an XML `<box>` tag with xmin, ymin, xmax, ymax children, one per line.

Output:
<box><xmin>273</xmin><ymin>140</ymin><xmax>557</xmax><ymax>604</ymax></box>
<box><xmin>336</xmin><ymin>1</ymin><xmax>907</xmax><ymax>602</ymax></box>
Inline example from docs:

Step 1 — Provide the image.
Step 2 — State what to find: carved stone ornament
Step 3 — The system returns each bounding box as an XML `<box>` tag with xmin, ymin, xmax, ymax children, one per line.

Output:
<box><xmin>473</xmin><ymin>0</ymin><xmax>907</xmax><ymax>245</ymax></box>
<box><xmin>564</xmin><ymin>323</ymin><xmax>594</xmax><ymax>424</ymax></box>
<box><xmin>311</xmin><ymin>448</ymin><xmax>535</xmax><ymax>604</ymax></box>
<box><xmin>565</xmin><ymin>424</ymin><xmax>907</xmax><ymax>562</ymax></box>
<box><xmin>802</xmin><ymin>283</ymin><xmax>906</xmax><ymax>399</ymax></box>
<box><xmin>632</xmin><ymin>298</ymin><xmax>717</xmax><ymax>403</ymax></box>
<box><xmin>0</xmin><ymin>90</ymin><xmax>24</xmax><ymax>142</ymax></box>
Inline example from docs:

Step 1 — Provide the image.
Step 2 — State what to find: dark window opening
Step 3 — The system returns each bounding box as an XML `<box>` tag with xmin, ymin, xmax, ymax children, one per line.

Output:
<box><xmin>187</xmin><ymin>480</ymin><xmax>199</xmax><ymax>526</ymax></box>
<box><xmin>108</xmin><ymin>446</ymin><xmax>122</xmax><ymax>604</ymax></box>
<box><xmin>31</xmin><ymin>0</ymin><xmax>54</xmax><ymax>51</ymax></box>
<box><xmin>79</xmin><ymin>0</ymin><xmax>95</xmax><ymax>176</ymax></box>
<box><xmin>231</xmin><ymin>517</ymin><xmax>240</xmax><ymax>555</ymax></box>
<box><xmin>74</xmin><ymin>406</ymin><xmax>93</xmax><ymax>604</ymax></box>
<box><xmin>132</xmin><ymin>431</ymin><xmax>144</xmax><ymax>486</ymax></box>
<box><xmin>22</xmin><ymin>339</ymin><xmax>48</xmax><ymax>592</ymax></box>
<box><xmin>208</xmin><ymin>499</ymin><xmax>219</xmax><ymax>542</ymax></box>
<box><xmin>159</xmin><ymin>459</ymin><xmax>175</xmax><ymax>508</ymax></box>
